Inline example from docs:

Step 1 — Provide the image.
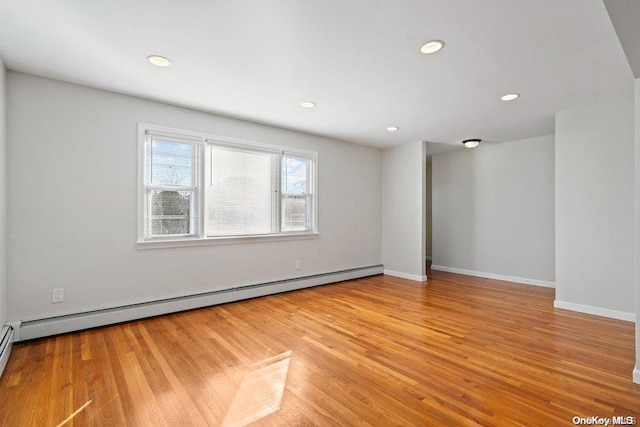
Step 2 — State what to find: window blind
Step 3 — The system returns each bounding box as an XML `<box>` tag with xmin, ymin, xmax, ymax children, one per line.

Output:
<box><xmin>206</xmin><ymin>144</ymin><xmax>278</xmax><ymax>237</ymax></box>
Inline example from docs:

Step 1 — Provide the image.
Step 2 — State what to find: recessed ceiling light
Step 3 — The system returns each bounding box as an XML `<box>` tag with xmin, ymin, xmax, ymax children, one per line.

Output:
<box><xmin>300</xmin><ymin>101</ymin><xmax>316</xmax><ymax>108</ymax></box>
<box><xmin>420</xmin><ymin>40</ymin><xmax>445</xmax><ymax>54</ymax></box>
<box><xmin>463</xmin><ymin>139</ymin><xmax>481</xmax><ymax>149</ymax></box>
<box><xmin>386</xmin><ymin>126</ymin><xmax>399</xmax><ymax>132</ymax></box>
<box><xmin>501</xmin><ymin>93</ymin><xmax>520</xmax><ymax>101</ymax></box>
<box><xmin>147</xmin><ymin>55</ymin><xmax>172</xmax><ymax>67</ymax></box>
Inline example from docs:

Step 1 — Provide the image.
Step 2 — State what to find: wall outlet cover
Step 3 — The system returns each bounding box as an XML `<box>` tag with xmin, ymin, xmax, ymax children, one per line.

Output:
<box><xmin>52</xmin><ymin>288</ymin><xmax>64</xmax><ymax>303</ymax></box>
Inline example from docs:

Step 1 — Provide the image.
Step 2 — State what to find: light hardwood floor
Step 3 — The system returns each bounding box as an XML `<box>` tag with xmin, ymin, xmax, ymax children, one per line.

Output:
<box><xmin>1</xmin><ymin>267</ymin><xmax>639</xmax><ymax>426</ymax></box>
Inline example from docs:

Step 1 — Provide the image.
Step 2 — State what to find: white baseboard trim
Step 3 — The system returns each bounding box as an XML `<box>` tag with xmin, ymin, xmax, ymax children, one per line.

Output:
<box><xmin>430</xmin><ymin>265</ymin><xmax>555</xmax><ymax>288</ymax></box>
<box><xmin>15</xmin><ymin>265</ymin><xmax>384</xmax><ymax>342</ymax></box>
<box><xmin>6</xmin><ymin>321</ymin><xmax>21</xmax><ymax>342</ymax></box>
<box><xmin>0</xmin><ymin>326</ymin><xmax>15</xmax><ymax>378</ymax></box>
<box><xmin>633</xmin><ymin>366</ymin><xmax>640</xmax><ymax>384</ymax></box>
<box><xmin>553</xmin><ymin>300</ymin><xmax>635</xmax><ymax>322</ymax></box>
<box><xmin>383</xmin><ymin>270</ymin><xmax>427</xmax><ymax>282</ymax></box>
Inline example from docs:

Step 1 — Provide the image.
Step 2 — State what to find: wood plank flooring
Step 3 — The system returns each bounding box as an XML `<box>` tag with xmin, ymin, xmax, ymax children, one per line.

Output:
<box><xmin>1</xmin><ymin>267</ymin><xmax>639</xmax><ymax>426</ymax></box>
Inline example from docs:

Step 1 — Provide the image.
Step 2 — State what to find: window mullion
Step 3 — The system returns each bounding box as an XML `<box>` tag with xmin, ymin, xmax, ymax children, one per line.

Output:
<box><xmin>275</xmin><ymin>152</ymin><xmax>283</xmax><ymax>234</ymax></box>
<box><xmin>145</xmin><ymin>185</ymin><xmax>196</xmax><ymax>191</ymax></box>
<box><xmin>198</xmin><ymin>140</ymin><xmax>205</xmax><ymax>238</ymax></box>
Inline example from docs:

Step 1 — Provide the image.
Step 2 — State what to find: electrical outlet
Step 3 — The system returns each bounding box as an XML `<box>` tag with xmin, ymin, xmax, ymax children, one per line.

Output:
<box><xmin>52</xmin><ymin>288</ymin><xmax>64</xmax><ymax>303</ymax></box>
<box><xmin>295</xmin><ymin>260</ymin><xmax>301</xmax><ymax>270</ymax></box>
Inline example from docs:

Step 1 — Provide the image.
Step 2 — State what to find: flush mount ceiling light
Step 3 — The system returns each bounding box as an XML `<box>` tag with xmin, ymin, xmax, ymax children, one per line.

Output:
<box><xmin>386</xmin><ymin>126</ymin><xmax>399</xmax><ymax>132</ymax></box>
<box><xmin>147</xmin><ymin>55</ymin><xmax>172</xmax><ymax>67</ymax></box>
<box><xmin>501</xmin><ymin>93</ymin><xmax>520</xmax><ymax>101</ymax></box>
<box><xmin>420</xmin><ymin>40</ymin><xmax>445</xmax><ymax>54</ymax></box>
<box><xmin>463</xmin><ymin>139</ymin><xmax>481</xmax><ymax>149</ymax></box>
<box><xmin>300</xmin><ymin>101</ymin><xmax>316</xmax><ymax>108</ymax></box>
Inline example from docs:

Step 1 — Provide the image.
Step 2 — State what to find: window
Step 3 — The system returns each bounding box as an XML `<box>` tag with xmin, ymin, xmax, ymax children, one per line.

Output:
<box><xmin>143</xmin><ymin>134</ymin><xmax>199</xmax><ymax>238</ymax></box>
<box><xmin>138</xmin><ymin>124</ymin><xmax>317</xmax><ymax>247</ymax></box>
<box><xmin>206</xmin><ymin>144</ymin><xmax>278</xmax><ymax>237</ymax></box>
<box><xmin>282</xmin><ymin>154</ymin><xmax>314</xmax><ymax>232</ymax></box>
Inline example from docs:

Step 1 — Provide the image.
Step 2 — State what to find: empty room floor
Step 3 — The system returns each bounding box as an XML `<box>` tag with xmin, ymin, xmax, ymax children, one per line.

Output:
<box><xmin>1</xmin><ymin>269</ymin><xmax>639</xmax><ymax>426</ymax></box>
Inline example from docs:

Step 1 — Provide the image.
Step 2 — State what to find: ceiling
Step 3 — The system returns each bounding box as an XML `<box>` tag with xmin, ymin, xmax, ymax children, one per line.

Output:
<box><xmin>0</xmin><ymin>0</ymin><xmax>634</xmax><ymax>149</ymax></box>
<box><xmin>605</xmin><ymin>0</ymin><xmax>640</xmax><ymax>78</ymax></box>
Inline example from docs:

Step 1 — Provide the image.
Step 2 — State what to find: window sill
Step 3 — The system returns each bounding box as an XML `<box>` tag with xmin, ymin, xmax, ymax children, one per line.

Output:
<box><xmin>137</xmin><ymin>232</ymin><xmax>320</xmax><ymax>250</ymax></box>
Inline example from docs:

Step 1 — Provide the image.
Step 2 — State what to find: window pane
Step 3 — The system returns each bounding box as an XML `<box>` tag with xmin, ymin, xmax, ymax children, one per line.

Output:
<box><xmin>282</xmin><ymin>195</ymin><xmax>312</xmax><ymax>232</ymax></box>
<box><xmin>147</xmin><ymin>190</ymin><xmax>194</xmax><ymax>236</ymax></box>
<box><xmin>146</xmin><ymin>138</ymin><xmax>195</xmax><ymax>187</ymax></box>
<box><xmin>206</xmin><ymin>146</ymin><xmax>277</xmax><ymax>236</ymax></box>
<box><xmin>282</xmin><ymin>155</ymin><xmax>313</xmax><ymax>232</ymax></box>
<box><xmin>282</xmin><ymin>156</ymin><xmax>309</xmax><ymax>194</ymax></box>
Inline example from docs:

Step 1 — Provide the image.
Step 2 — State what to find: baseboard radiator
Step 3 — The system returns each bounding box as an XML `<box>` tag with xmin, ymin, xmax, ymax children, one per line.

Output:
<box><xmin>17</xmin><ymin>265</ymin><xmax>384</xmax><ymax>342</ymax></box>
<box><xmin>0</xmin><ymin>325</ymin><xmax>14</xmax><ymax>378</ymax></box>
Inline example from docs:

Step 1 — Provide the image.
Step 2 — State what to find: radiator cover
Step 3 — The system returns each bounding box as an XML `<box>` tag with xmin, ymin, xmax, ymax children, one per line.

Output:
<box><xmin>0</xmin><ymin>325</ymin><xmax>14</xmax><ymax>378</ymax></box>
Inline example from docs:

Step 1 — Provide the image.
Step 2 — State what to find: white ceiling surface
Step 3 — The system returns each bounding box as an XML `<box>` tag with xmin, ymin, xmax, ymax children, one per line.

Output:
<box><xmin>0</xmin><ymin>1</ymin><xmax>633</xmax><ymax>148</ymax></box>
<box><xmin>604</xmin><ymin>0</ymin><xmax>640</xmax><ymax>78</ymax></box>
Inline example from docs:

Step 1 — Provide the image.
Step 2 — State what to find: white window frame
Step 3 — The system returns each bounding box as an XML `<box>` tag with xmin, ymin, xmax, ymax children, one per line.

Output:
<box><xmin>137</xmin><ymin>123</ymin><xmax>319</xmax><ymax>249</ymax></box>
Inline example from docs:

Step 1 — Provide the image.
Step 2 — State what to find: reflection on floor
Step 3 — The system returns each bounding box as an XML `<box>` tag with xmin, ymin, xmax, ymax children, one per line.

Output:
<box><xmin>223</xmin><ymin>351</ymin><xmax>290</xmax><ymax>426</ymax></box>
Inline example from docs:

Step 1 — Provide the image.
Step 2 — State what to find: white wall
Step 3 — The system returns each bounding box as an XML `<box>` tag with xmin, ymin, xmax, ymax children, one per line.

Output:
<box><xmin>432</xmin><ymin>135</ymin><xmax>555</xmax><ymax>285</ymax></box>
<box><xmin>425</xmin><ymin>160</ymin><xmax>432</xmax><ymax>259</ymax></box>
<box><xmin>6</xmin><ymin>72</ymin><xmax>382</xmax><ymax>321</ymax></box>
<box><xmin>556</xmin><ymin>97</ymin><xmax>635</xmax><ymax>319</ymax></box>
<box><xmin>635</xmin><ymin>78</ymin><xmax>640</xmax><ymax>383</ymax></box>
<box><xmin>0</xmin><ymin>58</ymin><xmax>6</xmax><ymax>326</ymax></box>
<box><xmin>381</xmin><ymin>140</ymin><xmax>426</xmax><ymax>281</ymax></box>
